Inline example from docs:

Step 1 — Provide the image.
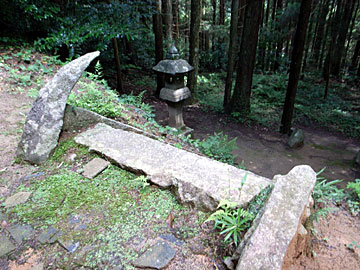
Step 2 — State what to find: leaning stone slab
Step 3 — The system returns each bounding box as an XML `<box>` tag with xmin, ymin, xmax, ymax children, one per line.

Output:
<box><xmin>234</xmin><ymin>165</ymin><xmax>316</xmax><ymax>270</ymax></box>
<box><xmin>82</xmin><ymin>158</ymin><xmax>110</xmax><ymax>179</ymax></box>
<box><xmin>0</xmin><ymin>235</ymin><xmax>16</xmax><ymax>257</ymax></box>
<box><xmin>133</xmin><ymin>241</ymin><xmax>175</xmax><ymax>269</ymax></box>
<box><xmin>63</xmin><ymin>104</ymin><xmax>157</xmax><ymax>140</ymax></box>
<box><xmin>16</xmin><ymin>51</ymin><xmax>100</xmax><ymax>164</ymax></box>
<box><xmin>75</xmin><ymin>123</ymin><xmax>272</xmax><ymax>211</ymax></box>
<box><xmin>4</xmin><ymin>192</ymin><xmax>31</xmax><ymax>208</ymax></box>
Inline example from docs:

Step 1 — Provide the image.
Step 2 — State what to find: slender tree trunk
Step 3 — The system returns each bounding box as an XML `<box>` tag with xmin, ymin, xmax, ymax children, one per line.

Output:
<box><xmin>331</xmin><ymin>0</ymin><xmax>354</xmax><ymax>77</ymax></box>
<box><xmin>173</xmin><ymin>0</ymin><xmax>180</xmax><ymax>40</ymax></box>
<box><xmin>350</xmin><ymin>39</ymin><xmax>360</xmax><ymax>72</ymax></box>
<box><xmin>342</xmin><ymin>0</ymin><xmax>359</xmax><ymax>70</ymax></box>
<box><xmin>313</xmin><ymin>0</ymin><xmax>329</xmax><ymax>67</ymax></box>
<box><xmin>227</xmin><ymin>0</ymin><xmax>264</xmax><ymax>114</ymax></box>
<box><xmin>260</xmin><ymin>0</ymin><xmax>271</xmax><ymax>71</ymax></box>
<box><xmin>163</xmin><ymin>0</ymin><xmax>173</xmax><ymax>42</ymax></box>
<box><xmin>188</xmin><ymin>0</ymin><xmax>202</xmax><ymax>101</ymax></box>
<box><xmin>280</xmin><ymin>0</ymin><xmax>313</xmax><ymax>134</ymax></box>
<box><xmin>219</xmin><ymin>0</ymin><xmax>225</xmax><ymax>25</ymax></box>
<box><xmin>224</xmin><ymin>0</ymin><xmax>241</xmax><ymax>108</ymax></box>
<box><xmin>302</xmin><ymin>3</ymin><xmax>317</xmax><ymax>74</ymax></box>
<box><xmin>319</xmin><ymin>0</ymin><xmax>335</xmax><ymax>70</ymax></box>
<box><xmin>273</xmin><ymin>0</ymin><xmax>283</xmax><ymax>72</ymax></box>
<box><xmin>212</xmin><ymin>0</ymin><xmax>217</xmax><ymax>25</ymax></box>
<box><xmin>153</xmin><ymin>0</ymin><xmax>165</xmax><ymax>96</ymax></box>
<box><xmin>106</xmin><ymin>0</ymin><xmax>124</xmax><ymax>94</ymax></box>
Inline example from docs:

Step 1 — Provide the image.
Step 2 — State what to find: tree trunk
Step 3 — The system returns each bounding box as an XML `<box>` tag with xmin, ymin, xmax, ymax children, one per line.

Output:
<box><xmin>318</xmin><ymin>0</ymin><xmax>335</xmax><ymax>70</ymax></box>
<box><xmin>219</xmin><ymin>0</ymin><xmax>225</xmax><ymax>25</ymax></box>
<box><xmin>212</xmin><ymin>0</ymin><xmax>217</xmax><ymax>25</ymax></box>
<box><xmin>224</xmin><ymin>0</ymin><xmax>241</xmax><ymax>108</ymax></box>
<box><xmin>227</xmin><ymin>0</ymin><xmax>264</xmax><ymax>114</ymax></box>
<box><xmin>187</xmin><ymin>0</ymin><xmax>202</xmax><ymax>101</ymax></box>
<box><xmin>260</xmin><ymin>0</ymin><xmax>271</xmax><ymax>71</ymax></box>
<box><xmin>273</xmin><ymin>0</ymin><xmax>283</xmax><ymax>72</ymax></box>
<box><xmin>313</xmin><ymin>0</ymin><xmax>329</xmax><ymax>67</ymax></box>
<box><xmin>330</xmin><ymin>0</ymin><xmax>354</xmax><ymax>77</ymax></box>
<box><xmin>153</xmin><ymin>0</ymin><xmax>165</xmax><ymax>96</ymax></box>
<box><xmin>302</xmin><ymin>2</ymin><xmax>317</xmax><ymax>74</ymax></box>
<box><xmin>162</xmin><ymin>0</ymin><xmax>173</xmax><ymax>41</ymax></box>
<box><xmin>106</xmin><ymin>0</ymin><xmax>124</xmax><ymax>94</ymax></box>
<box><xmin>280</xmin><ymin>0</ymin><xmax>313</xmax><ymax>134</ymax></box>
<box><xmin>173</xmin><ymin>0</ymin><xmax>180</xmax><ymax>40</ymax></box>
<box><xmin>350</xmin><ymin>38</ymin><xmax>360</xmax><ymax>72</ymax></box>
<box><xmin>342</xmin><ymin>0</ymin><xmax>359</xmax><ymax>70</ymax></box>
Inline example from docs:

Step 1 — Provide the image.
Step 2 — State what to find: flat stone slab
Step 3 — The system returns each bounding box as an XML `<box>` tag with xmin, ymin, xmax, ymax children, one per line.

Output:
<box><xmin>0</xmin><ymin>235</ymin><xmax>16</xmax><ymax>257</ymax></box>
<box><xmin>16</xmin><ymin>51</ymin><xmax>100</xmax><ymax>164</ymax></box>
<box><xmin>235</xmin><ymin>165</ymin><xmax>316</xmax><ymax>270</ymax></box>
<box><xmin>75</xmin><ymin>123</ymin><xmax>272</xmax><ymax>211</ymax></box>
<box><xmin>8</xmin><ymin>224</ymin><xmax>34</xmax><ymax>244</ymax></box>
<box><xmin>133</xmin><ymin>241</ymin><xmax>175</xmax><ymax>269</ymax></box>
<box><xmin>82</xmin><ymin>158</ymin><xmax>110</xmax><ymax>179</ymax></box>
<box><xmin>4</xmin><ymin>192</ymin><xmax>31</xmax><ymax>208</ymax></box>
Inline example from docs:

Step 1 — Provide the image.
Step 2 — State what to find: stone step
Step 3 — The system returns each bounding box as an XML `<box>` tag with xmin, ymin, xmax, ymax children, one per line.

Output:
<box><xmin>75</xmin><ymin>123</ymin><xmax>272</xmax><ymax>211</ymax></box>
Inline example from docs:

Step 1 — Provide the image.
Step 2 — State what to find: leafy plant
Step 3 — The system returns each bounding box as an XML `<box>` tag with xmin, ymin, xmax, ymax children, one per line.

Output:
<box><xmin>197</xmin><ymin>132</ymin><xmax>238</xmax><ymax>165</ymax></box>
<box><xmin>205</xmin><ymin>199</ymin><xmax>254</xmax><ymax>246</ymax></box>
<box><xmin>346</xmin><ymin>179</ymin><xmax>360</xmax><ymax>215</ymax></box>
<box><xmin>312</xmin><ymin>168</ymin><xmax>345</xmax><ymax>205</ymax></box>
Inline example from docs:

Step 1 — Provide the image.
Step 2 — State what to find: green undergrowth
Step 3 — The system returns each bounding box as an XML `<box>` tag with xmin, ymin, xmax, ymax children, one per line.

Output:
<box><xmin>206</xmin><ymin>178</ymin><xmax>273</xmax><ymax>247</ymax></box>
<box><xmin>0</xmin><ymin>46</ymin><xmax>63</xmax><ymax>97</ymax></box>
<box><xmin>196</xmin><ymin>72</ymin><xmax>360</xmax><ymax>137</ymax></box>
<box><xmin>6</xmin><ymin>137</ymin><xmax>209</xmax><ymax>269</ymax></box>
<box><xmin>311</xmin><ymin>169</ymin><xmax>360</xmax><ymax>221</ymax></box>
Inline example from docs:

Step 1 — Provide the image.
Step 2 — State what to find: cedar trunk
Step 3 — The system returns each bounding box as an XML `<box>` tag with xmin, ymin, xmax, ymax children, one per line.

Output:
<box><xmin>224</xmin><ymin>0</ymin><xmax>241</xmax><ymax>108</ymax></box>
<box><xmin>162</xmin><ymin>0</ymin><xmax>173</xmax><ymax>41</ymax></box>
<box><xmin>227</xmin><ymin>0</ymin><xmax>264</xmax><ymax>114</ymax></box>
<box><xmin>280</xmin><ymin>0</ymin><xmax>313</xmax><ymax>134</ymax></box>
<box><xmin>187</xmin><ymin>0</ymin><xmax>202</xmax><ymax>101</ymax></box>
<box><xmin>153</xmin><ymin>0</ymin><xmax>165</xmax><ymax>96</ymax></box>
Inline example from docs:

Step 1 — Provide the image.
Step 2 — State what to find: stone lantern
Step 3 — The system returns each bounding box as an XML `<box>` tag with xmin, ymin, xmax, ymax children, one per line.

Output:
<box><xmin>153</xmin><ymin>45</ymin><xmax>194</xmax><ymax>130</ymax></box>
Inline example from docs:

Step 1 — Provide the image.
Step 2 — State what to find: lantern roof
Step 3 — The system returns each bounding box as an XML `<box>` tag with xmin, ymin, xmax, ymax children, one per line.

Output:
<box><xmin>153</xmin><ymin>45</ymin><xmax>194</xmax><ymax>75</ymax></box>
<box><xmin>153</xmin><ymin>59</ymin><xmax>194</xmax><ymax>75</ymax></box>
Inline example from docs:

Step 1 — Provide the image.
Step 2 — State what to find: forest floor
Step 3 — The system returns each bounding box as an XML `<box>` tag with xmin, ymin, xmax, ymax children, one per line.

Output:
<box><xmin>0</xmin><ymin>48</ymin><xmax>359</xmax><ymax>269</ymax></box>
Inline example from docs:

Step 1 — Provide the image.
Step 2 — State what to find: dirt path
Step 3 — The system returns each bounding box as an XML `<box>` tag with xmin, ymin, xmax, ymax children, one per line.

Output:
<box><xmin>153</xmin><ymin>100</ymin><xmax>360</xmax><ymax>187</ymax></box>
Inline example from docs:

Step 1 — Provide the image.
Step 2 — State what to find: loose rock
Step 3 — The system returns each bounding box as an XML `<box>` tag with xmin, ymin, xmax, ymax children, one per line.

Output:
<box><xmin>4</xmin><ymin>192</ymin><xmax>31</xmax><ymax>208</ymax></box>
<box><xmin>37</xmin><ymin>226</ymin><xmax>58</xmax><ymax>244</ymax></box>
<box><xmin>8</xmin><ymin>224</ymin><xmax>34</xmax><ymax>244</ymax></box>
<box><xmin>0</xmin><ymin>235</ymin><xmax>16</xmax><ymax>257</ymax></box>
<box><xmin>16</xmin><ymin>51</ymin><xmax>100</xmax><ymax>164</ymax></box>
<box><xmin>133</xmin><ymin>241</ymin><xmax>176</xmax><ymax>269</ymax></box>
<box><xmin>288</xmin><ymin>129</ymin><xmax>305</xmax><ymax>148</ymax></box>
<box><xmin>82</xmin><ymin>158</ymin><xmax>110</xmax><ymax>179</ymax></box>
<box><xmin>354</xmin><ymin>151</ymin><xmax>360</xmax><ymax>166</ymax></box>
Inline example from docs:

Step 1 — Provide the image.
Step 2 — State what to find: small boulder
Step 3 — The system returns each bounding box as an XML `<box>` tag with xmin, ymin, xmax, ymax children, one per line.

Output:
<box><xmin>4</xmin><ymin>192</ymin><xmax>31</xmax><ymax>208</ymax></box>
<box><xmin>354</xmin><ymin>151</ymin><xmax>360</xmax><ymax>166</ymax></box>
<box><xmin>133</xmin><ymin>241</ymin><xmax>176</xmax><ymax>269</ymax></box>
<box><xmin>288</xmin><ymin>129</ymin><xmax>305</xmax><ymax>148</ymax></box>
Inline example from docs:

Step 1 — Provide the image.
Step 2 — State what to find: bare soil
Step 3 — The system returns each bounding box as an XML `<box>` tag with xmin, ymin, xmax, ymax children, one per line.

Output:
<box><xmin>0</xmin><ymin>50</ymin><xmax>359</xmax><ymax>269</ymax></box>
